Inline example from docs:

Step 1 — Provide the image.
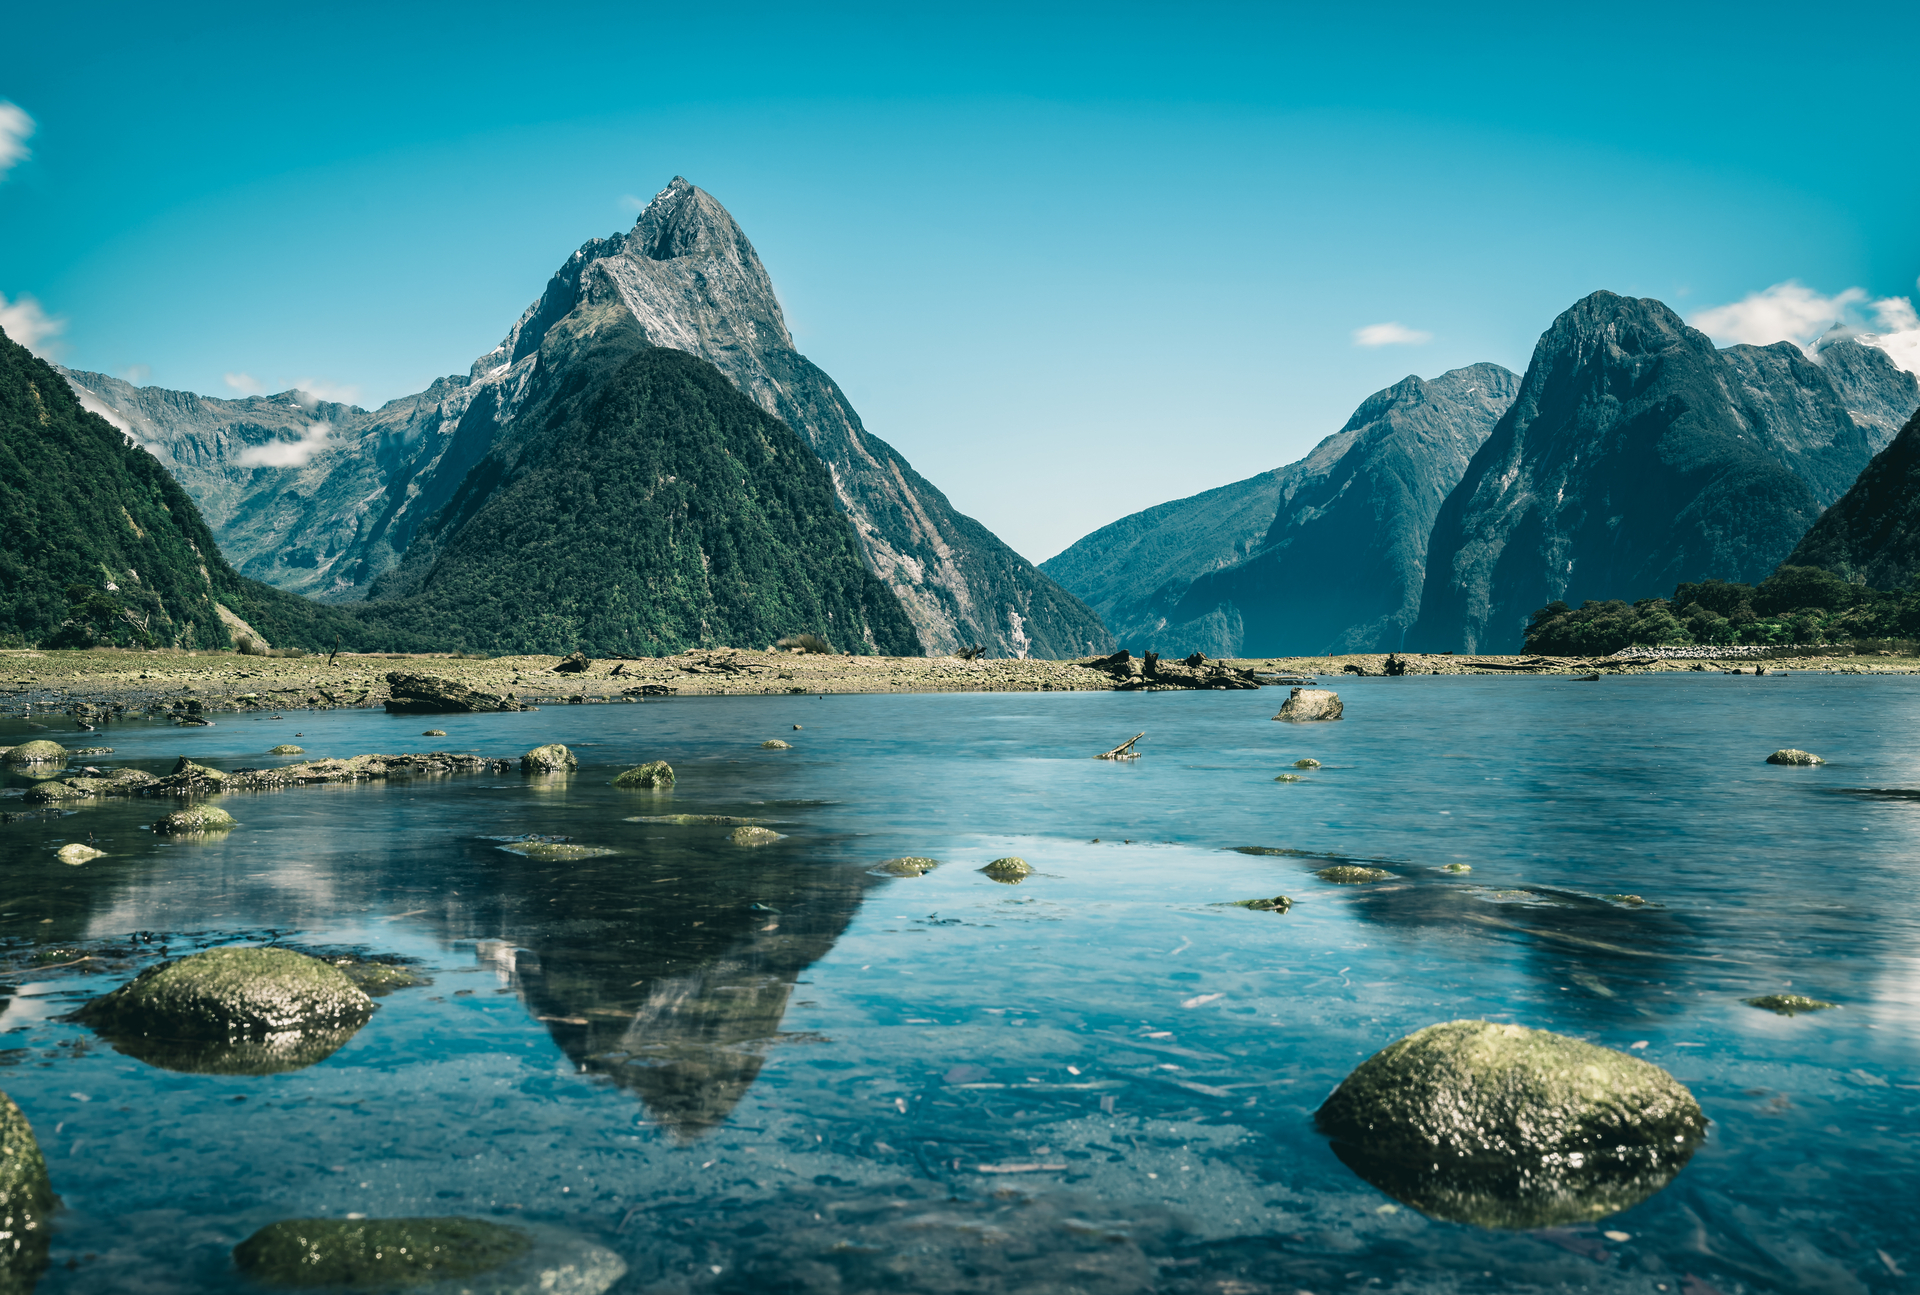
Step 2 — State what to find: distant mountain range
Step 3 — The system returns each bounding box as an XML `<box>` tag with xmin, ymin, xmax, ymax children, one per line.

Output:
<box><xmin>1047</xmin><ymin>291</ymin><xmax>1919</xmax><ymax>655</ymax></box>
<box><xmin>1784</xmin><ymin>404</ymin><xmax>1920</xmax><ymax>589</ymax></box>
<box><xmin>66</xmin><ymin>179</ymin><xmax>1107</xmax><ymax>660</ymax></box>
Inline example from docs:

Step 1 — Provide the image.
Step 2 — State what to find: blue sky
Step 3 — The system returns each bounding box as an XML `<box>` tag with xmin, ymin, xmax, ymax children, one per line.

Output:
<box><xmin>3</xmin><ymin>1</ymin><xmax>1916</xmax><ymax>562</ymax></box>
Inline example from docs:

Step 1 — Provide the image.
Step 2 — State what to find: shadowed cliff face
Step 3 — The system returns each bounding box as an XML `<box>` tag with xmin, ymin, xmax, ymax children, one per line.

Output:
<box><xmin>1409</xmin><ymin>293</ymin><xmax>1907</xmax><ymax>654</ymax></box>
<box><xmin>1043</xmin><ymin>364</ymin><xmax>1517</xmax><ymax>657</ymax></box>
<box><xmin>1785</xmin><ymin>405</ymin><xmax>1920</xmax><ymax>589</ymax></box>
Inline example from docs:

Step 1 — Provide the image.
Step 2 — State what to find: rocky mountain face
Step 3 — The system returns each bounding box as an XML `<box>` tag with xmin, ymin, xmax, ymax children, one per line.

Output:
<box><xmin>0</xmin><ymin>328</ymin><xmax>400</xmax><ymax>652</ymax></box>
<box><xmin>361</xmin><ymin>334</ymin><xmax>921</xmax><ymax>657</ymax></box>
<box><xmin>68</xmin><ymin>178</ymin><xmax>1107</xmax><ymax>659</ymax></box>
<box><xmin>1782</xmin><ymin>405</ymin><xmax>1920</xmax><ymax>589</ymax></box>
<box><xmin>1043</xmin><ymin>364</ymin><xmax>1518</xmax><ymax>656</ymax></box>
<box><xmin>1409</xmin><ymin>292</ymin><xmax>1918</xmax><ymax>653</ymax></box>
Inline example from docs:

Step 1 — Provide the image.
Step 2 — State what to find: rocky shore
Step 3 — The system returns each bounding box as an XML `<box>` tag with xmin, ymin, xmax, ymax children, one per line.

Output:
<box><xmin>2</xmin><ymin>643</ymin><xmax>1916</xmax><ymax>718</ymax></box>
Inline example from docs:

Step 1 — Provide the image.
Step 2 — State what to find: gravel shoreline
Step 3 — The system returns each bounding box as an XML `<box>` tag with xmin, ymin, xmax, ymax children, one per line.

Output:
<box><xmin>4</xmin><ymin>644</ymin><xmax>1917</xmax><ymax>721</ymax></box>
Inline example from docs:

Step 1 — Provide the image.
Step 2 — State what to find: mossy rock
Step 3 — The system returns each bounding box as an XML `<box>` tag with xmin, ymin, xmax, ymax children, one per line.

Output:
<box><xmin>1441</xmin><ymin>863</ymin><xmax>1473</xmax><ymax>874</ymax></box>
<box><xmin>169</xmin><ymin>756</ymin><xmax>227</xmax><ymax>780</ymax></box>
<box><xmin>1745</xmin><ymin>993</ymin><xmax>1835</xmax><ymax>1016</ymax></box>
<box><xmin>1230</xmin><ymin>895</ymin><xmax>1292</xmax><ymax>912</ymax></box>
<box><xmin>520</xmin><ymin>744</ymin><xmax>577</xmax><ymax>773</ymax></box>
<box><xmin>0</xmin><ymin>1090</ymin><xmax>54</xmax><ymax>1291</ymax></box>
<box><xmin>269</xmin><ymin>744</ymin><xmax>306</xmax><ymax>755</ymax></box>
<box><xmin>1316</xmin><ymin>1019</ymin><xmax>1707</xmax><ymax>1229</ymax></box>
<box><xmin>612</xmin><ymin>761</ymin><xmax>674</xmax><ymax>789</ymax></box>
<box><xmin>1273</xmin><ymin>773</ymin><xmax>1303</xmax><ymax>783</ymax></box>
<box><xmin>233</xmin><ymin>1216</ymin><xmax>533</xmax><ymax>1288</ymax></box>
<box><xmin>496</xmin><ymin>841</ymin><xmax>617</xmax><ymax>861</ymax></box>
<box><xmin>56</xmin><ymin>843</ymin><xmax>105</xmax><ymax>865</ymax></box>
<box><xmin>1765</xmin><ymin>748</ymin><xmax>1824</xmax><ymax>765</ymax></box>
<box><xmin>980</xmin><ymin>856</ymin><xmax>1032</xmax><ymax>882</ymax></box>
<box><xmin>152</xmin><ymin>805</ymin><xmax>237</xmax><ymax>834</ymax></box>
<box><xmin>421</xmin><ymin>730</ymin><xmax>446</xmax><ymax>738</ymax></box>
<box><xmin>730</xmin><ymin>826</ymin><xmax>785</xmax><ymax>847</ymax></box>
<box><xmin>625</xmin><ymin>814</ymin><xmax>758</xmax><ymax>825</ymax></box>
<box><xmin>2</xmin><ymin>740</ymin><xmax>67</xmax><ymax>765</ymax></box>
<box><xmin>331</xmin><ymin>960</ymin><xmax>432</xmax><ymax>997</ymax></box>
<box><xmin>760</xmin><ymin>739</ymin><xmax>792</xmax><ymax>750</ymax></box>
<box><xmin>76</xmin><ymin>947</ymin><xmax>375</xmax><ymax>1076</ymax></box>
<box><xmin>63</xmin><ymin>769</ymin><xmax>157</xmax><ymax>794</ymax></box>
<box><xmin>872</xmin><ymin>856</ymin><xmax>938</xmax><ymax>876</ymax></box>
<box><xmin>1292</xmin><ymin>758</ymin><xmax>1322</xmax><ymax>768</ymax></box>
<box><xmin>22</xmin><ymin>780</ymin><xmax>92</xmax><ymax>804</ymax></box>
<box><xmin>1316</xmin><ymin>865</ymin><xmax>1391</xmax><ymax>884</ymax></box>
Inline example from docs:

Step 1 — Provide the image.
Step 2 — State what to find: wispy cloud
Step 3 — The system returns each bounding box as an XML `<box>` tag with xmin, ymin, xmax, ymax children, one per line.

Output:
<box><xmin>293</xmin><ymin>377</ymin><xmax>360</xmax><ymax>408</ymax></box>
<box><xmin>121</xmin><ymin>364</ymin><xmax>151</xmax><ymax>383</ymax></box>
<box><xmin>618</xmin><ymin>193</ymin><xmax>647</xmax><ymax>213</ymax></box>
<box><xmin>236</xmin><ymin>420</ymin><xmax>333</xmax><ymax>468</ymax></box>
<box><xmin>0</xmin><ymin>291</ymin><xmax>62</xmax><ymax>356</ymax></box>
<box><xmin>0</xmin><ymin>102</ymin><xmax>33</xmax><ymax>181</ymax></box>
<box><xmin>223</xmin><ymin>371</ymin><xmax>264</xmax><ymax>394</ymax></box>
<box><xmin>1353</xmin><ymin>321</ymin><xmax>1432</xmax><ymax>347</ymax></box>
<box><xmin>1692</xmin><ymin>279</ymin><xmax>1920</xmax><ymax>373</ymax></box>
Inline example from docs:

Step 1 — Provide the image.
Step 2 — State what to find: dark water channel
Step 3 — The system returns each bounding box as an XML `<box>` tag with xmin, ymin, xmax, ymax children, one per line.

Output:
<box><xmin>3</xmin><ymin>675</ymin><xmax>1919</xmax><ymax>1293</ymax></box>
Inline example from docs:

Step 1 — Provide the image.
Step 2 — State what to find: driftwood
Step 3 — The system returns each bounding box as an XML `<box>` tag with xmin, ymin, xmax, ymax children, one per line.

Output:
<box><xmin>1097</xmin><ymin>732</ymin><xmax>1145</xmax><ymax>760</ymax></box>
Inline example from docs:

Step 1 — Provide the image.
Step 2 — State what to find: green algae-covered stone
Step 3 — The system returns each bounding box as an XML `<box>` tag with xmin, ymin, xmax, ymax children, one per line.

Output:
<box><xmin>980</xmin><ymin>856</ymin><xmax>1032</xmax><ymax>883</ymax></box>
<box><xmin>1316</xmin><ymin>865</ymin><xmax>1391</xmax><ymax>884</ymax></box>
<box><xmin>21</xmin><ymin>781</ymin><xmax>91</xmax><ymax>804</ymax></box>
<box><xmin>233</xmin><ymin>1216</ymin><xmax>532</xmax><ymax>1288</ymax></box>
<box><xmin>1316</xmin><ymin>1019</ymin><xmax>1706</xmax><ymax>1229</ymax></box>
<box><xmin>1745</xmin><ymin>993</ymin><xmax>1835</xmax><ymax>1015</ymax></box>
<box><xmin>269</xmin><ymin>744</ymin><xmax>305</xmax><ymax>755</ymax></box>
<box><xmin>2</xmin><ymin>740</ymin><xmax>66</xmax><ymax>765</ymax></box>
<box><xmin>76</xmin><ymin>947</ymin><xmax>374</xmax><ymax>1075</ymax></box>
<box><xmin>612</xmin><ymin>761</ymin><xmax>673</xmax><ymax>788</ymax></box>
<box><xmin>521</xmin><ymin>743</ymin><xmax>576</xmax><ymax>773</ymax></box>
<box><xmin>730</xmin><ymin>825</ymin><xmax>785</xmax><ymax>847</ymax></box>
<box><xmin>152</xmin><ymin>805</ymin><xmax>237</xmax><ymax>833</ymax></box>
<box><xmin>0</xmin><ymin>1091</ymin><xmax>54</xmax><ymax>1292</ymax></box>
<box><xmin>871</xmin><ymin>856</ymin><xmax>938</xmax><ymax>876</ymax></box>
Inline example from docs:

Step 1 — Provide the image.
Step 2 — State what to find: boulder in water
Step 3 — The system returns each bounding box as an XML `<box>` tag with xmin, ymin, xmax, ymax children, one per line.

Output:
<box><xmin>980</xmin><ymin>856</ymin><xmax>1032</xmax><ymax>882</ymax></box>
<box><xmin>1316</xmin><ymin>865</ymin><xmax>1390</xmax><ymax>884</ymax></box>
<box><xmin>1766</xmin><ymin>748</ymin><xmax>1824</xmax><ymax>765</ymax></box>
<box><xmin>612</xmin><ymin>761</ymin><xmax>674</xmax><ymax>788</ymax></box>
<box><xmin>22</xmin><ymin>780</ymin><xmax>92</xmax><ymax>804</ymax></box>
<box><xmin>56</xmin><ymin>843</ymin><xmax>104</xmax><ymax>865</ymax></box>
<box><xmin>1745</xmin><ymin>993</ymin><xmax>1835</xmax><ymax>1015</ymax></box>
<box><xmin>760</xmin><ymin>738</ymin><xmax>793</xmax><ymax>749</ymax></box>
<box><xmin>269</xmin><ymin>744</ymin><xmax>305</xmax><ymax>755</ymax></box>
<box><xmin>3</xmin><ymin>740</ymin><xmax>66</xmax><ymax>764</ymax></box>
<box><xmin>1316</xmin><ymin>1019</ymin><xmax>1707</xmax><ymax>1228</ymax></box>
<box><xmin>0</xmin><ymin>1090</ymin><xmax>54</xmax><ymax>1290</ymax></box>
<box><xmin>872</xmin><ymin>856</ymin><xmax>939</xmax><ymax>876</ymax></box>
<box><xmin>152</xmin><ymin>805</ymin><xmax>237</xmax><ymax>834</ymax></box>
<box><xmin>730</xmin><ymin>826</ymin><xmax>785</xmax><ymax>847</ymax></box>
<box><xmin>1274</xmin><ymin>688</ymin><xmax>1343</xmax><ymax>722</ymax></box>
<box><xmin>521</xmin><ymin>744</ymin><xmax>577</xmax><ymax>773</ymax></box>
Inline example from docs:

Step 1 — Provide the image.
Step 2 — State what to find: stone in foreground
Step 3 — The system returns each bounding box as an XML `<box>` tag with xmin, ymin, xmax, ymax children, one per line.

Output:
<box><xmin>1316</xmin><ymin>1019</ymin><xmax>1707</xmax><ymax>1228</ymax></box>
<box><xmin>730</xmin><ymin>826</ymin><xmax>784</xmax><ymax>847</ymax></box>
<box><xmin>521</xmin><ymin>744</ymin><xmax>577</xmax><ymax>773</ymax></box>
<box><xmin>152</xmin><ymin>805</ymin><xmax>237</xmax><ymax>834</ymax></box>
<box><xmin>1745</xmin><ymin>993</ymin><xmax>1835</xmax><ymax>1015</ymax></box>
<box><xmin>384</xmin><ymin>672</ymin><xmax>528</xmax><ymax>714</ymax></box>
<box><xmin>612</xmin><ymin>761</ymin><xmax>674</xmax><ymax>788</ymax></box>
<box><xmin>1766</xmin><ymin>748</ymin><xmax>1825</xmax><ymax>765</ymax></box>
<box><xmin>77</xmin><ymin>947</ymin><xmax>375</xmax><ymax>1076</ymax></box>
<box><xmin>1274</xmin><ymin>688</ymin><xmax>1343</xmax><ymax>722</ymax></box>
<box><xmin>1</xmin><ymin>1090</ymin><xmax>54</xmax><ymax>1290</ymax></box>
<box><xmin>233</xmin><ymin>1217</ymin><xmax>625</xmax><ymax>1293</ymax></box>
<box><xmin>980</xmin><ymin>856</ymin><xmax>1032</xmax><ymax>882</ymax></box>
<box><xmin>2</xmin><ymin>740</ymin><xmax>67</xmax><ymax>764</ymax></box>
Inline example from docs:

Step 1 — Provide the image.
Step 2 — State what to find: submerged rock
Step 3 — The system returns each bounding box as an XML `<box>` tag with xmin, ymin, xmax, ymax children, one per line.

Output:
<box><xmin>730</xmin><ymin>826</ymin><xmax>785</xmax><ymax>847</ymax></box>
<box><xmin>521</xmin><ymin>744</ymin><xmax>577</xmax><ymax>773</ymax></box>
<box><xmin>421</xmin><ymin>730</ymin><xmax>446</xmax><ymax>738</ymax></box>
<box><xmin>76</xmin><ymin>947</ymin><xmax>375</xmax><ymax>1075</ymax></box>
<box><xmin>496</xmin><ymin>838</ymin><xmax>617</xmax><ymax>861</ymax></box>
<box><xmin>1441</xmin><ymin>863</ymin><xmax>1473</xmax><ymax>874</ymax></box>
<box><xmin>760</xmin><ymin>739</ymin><xmax>793</xmax><ymax>750</ymax></box>
<box><xmin>269</xmin><ymin>744</ymin><xmax>305</xmax><ymax>755</ymax></box>
<box><xmin>625</xmin><ymin>814</ymin><xmax>760</xmax><ymax>825</ymax></box>
<box><xmin>1745</xmin><ymin>993</ymin><xmax>1835</xmax><ymax>1015</ymax></box>
<box><xmin>1274</xmin><ymin>688</ymin><xmax>1343</xmax><ymax>722</ymax></box>
<box><xmin>612</xmin><ymin>761</ymin><xmax>674</xmax><ymax>789</ymax></box>
<box><xmin>384</xmin><ymin>672</ymin><xmax>528</xmax><ymax>714</ymax></box>
<box><xmin>980</xmin><ymin>856</ymin><xmax>1032</xmax><ymax>882</ymax></box>
<box><xmin>1316</xmin><ymin>1019</ymin><xmax>1707</xmax><ymax>1229</ymax></box>
<box><xmin>21</xmin><ymin>780</ymin><xmax>91</xmax><ymax>804</ymax></box>
<box><xmin>234</xmin><ymin>1217</ymin><xmax>624</xmax><ymax>1294</ymax></box>
<box><xmin>1273</xmin><ymin>773</ymin><xmax>1303</xmax><ymax>783</ymax></box>
<box><xmin>872</xmin><ymin>856</ymin><xmax>939</xmax><ymax>876</ymax></box>
<box><xmin>1766</xmin><ymin>748</ymin><xmax>1825</xmax><ymax>765</ymax></box>
<box><xmin>2</xmin><ymin>740</ymin><xmax>67</xmax><ymax>765</ymax></box>
<box><xmin>1231</xmin><ymin>895</ymin><xmax>1293</xmax><ymax>912</ymax></box>
<box><xmin>1293</xmin><ymin>758</ymin><xmax>1322</xmax><ymax>768</ymax></box>
<box><xmin>0</xmin><ymin>1090</ymin><xmax>54</xmax><ymax>1290</ymax></box>
<box><xmin>152</xmin><ymin>805</ymin><xmax>237</xmax><ymax>834</ymax></box>
<box><xmin>55</xmin><ymin>843</ymin><xmax>104</xmax><ymax>865</ymax></box>
<box><xmin>1316</xmin><ymin>865</ymin><xmax>1391</xmax><ymax>884</ymax></box>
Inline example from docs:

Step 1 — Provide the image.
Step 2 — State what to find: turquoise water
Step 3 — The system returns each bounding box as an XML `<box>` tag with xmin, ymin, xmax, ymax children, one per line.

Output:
<box><xmin>3</xmin><ymin>675</ymin><xmax>1918</xmax><ymax>1292</ymax></box>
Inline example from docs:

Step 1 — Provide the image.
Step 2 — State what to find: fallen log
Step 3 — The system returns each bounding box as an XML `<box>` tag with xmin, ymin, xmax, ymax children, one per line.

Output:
<box><xmin>1097</xmin><ymin>732</ymin><xmax>1145</xmax><ymax>760</ymax></box>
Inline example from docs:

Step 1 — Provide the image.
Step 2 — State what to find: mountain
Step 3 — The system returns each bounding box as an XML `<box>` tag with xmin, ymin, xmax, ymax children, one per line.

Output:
<box><xmin>1409</xmin><ymin>292</ymin><xmax>1919</xmax><ymax>653</ymax></box>
<box><xmin>68</xmin><ymin>178</ymin><xmax>1109</xmax><ymax>659</ymax></box>
<box><xmin>1781</xmin><ymin>405</ymin><xmax>1920</xmax><ymax>589</ymax></box>
<box><xmin>361</xmin><ymin>328</ymin><xmax>920</xmax><ymax>656</ymax></box>
<box><xmin>0</xmin><ymin>327</ymin><xmax>405</xmax><ymax>652</ymax></box>
<box><xmin>1042</xmin><ymin>364</ymin><xmax>1518</xmax><ymax>656</ymax></box>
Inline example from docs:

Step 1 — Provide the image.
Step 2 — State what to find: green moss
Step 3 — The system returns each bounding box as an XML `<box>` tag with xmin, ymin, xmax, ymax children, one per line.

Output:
<box><xmin>333</xmin><ymin>962</ymin><xmax>431</xmax><ymax>997</ymax></box>
<box><xmin>871</xmin><ymin>856</ymin><xmax>938</xmax><ymax>876</ymax></box>
<box><xmin>1317</xmin><ymin>1019</ymin><xmax>1706</xmax><ymax>1229</ymax></box>
<box><xmin>612</xmin><ymin>761</ymin><xmax>674</xmax><ymax>789</ymax></box>
<box><xmin>233</xmin><ymin>1216</ymin><xmax>533</xmax><ymax>1288</ymax></box>
<box><xmin>269</xmin><ymin>744</ymin><xmax>305</xmax><ymax>755</ymax></box>
<box><xmin>730</xmin><ymin>826</ymin><xmax>785</xmax><ymax>847</ymax></box>
<box><xmin>2</xmin><ymin>740</ymin><xmax>66</xmax><ymax>765</ymax></box>
<box><xmin>1316</xmin><ymin>866</ymin><xmax>1392</xmax><ymax>884</ymax></box>
<box><xmin>1292</xmin><ymin>758</ymin><xmax>1321</xmax><ymax>768</ymax></box>
<box><xmin>22</xmin><ymin>781</ymin><xmax>91</xmax><ymax>804</ymax></box>
<box><xmin>0</xmin><ymin>1091</ymin><xmax>54</xmax><ymax>1292</ymax></box>
<box><xmin>1745</xmin><ymin>993</ymin><xmax>1835</xmax><ymax>1015</ymax></box>
<box><xmin>980</xmin><ymin>857</ymin><xmax>1032</xmax><ymax>882</ymax></box>
<box><xmin>152</xmin><ymin>805</ymin><xmax>237</xmax><ymax>833</ymax></box>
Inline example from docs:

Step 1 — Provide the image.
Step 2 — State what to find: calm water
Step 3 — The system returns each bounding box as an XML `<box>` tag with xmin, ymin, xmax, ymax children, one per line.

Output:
<box><xmin>3</xmin><ymin>675</ymin><xmax>1918</xmax><ymax>1294</ymax></box>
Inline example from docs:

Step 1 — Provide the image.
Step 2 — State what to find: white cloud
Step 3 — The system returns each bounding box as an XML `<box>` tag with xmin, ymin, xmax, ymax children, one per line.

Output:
<box><xmin>223</xmin><ymin>371</ymin><xmax>263</xmax><ymax>394</ymax></box>
<box><xmin>619</xmin><ymin>193</ymin><xmax>648</xmax><ymax>213</ymax></box>
<box><xmin>292</xmin><ymin>377</ymin><xmax>361</xmax><ymax>407</ymax></box>
<box><xmin>121</xmin><ymin>364</ymin><xmax>151</xmax><ymax>383</ymax></box>
<box><xmin>1353</xmin><ymin>321</ymin><xmax>1432</xmax><ymax>347</ymax></box>
<box><xmin>236</xmin><ymin>420</ymin><xmax>333</xmax><ymax>468</ymax></box>
<box><xmin>1692</xmin><ymin>279</ymin><xmax>1920</xmax><ymax>374</ymax></box>
<box><xmin>0</xmin><ymin>102</ymin><xmax>33</xmax><ymax>181</ymax></box>
<box><xmin>73</xmin><ymin>385</ymin><xmax>134</xmax><ymax>439</ymax></box>
<box><xmin>0</xmin><ymin>291</ymin><xmax>62</xmax><ymax>356</ymax></box>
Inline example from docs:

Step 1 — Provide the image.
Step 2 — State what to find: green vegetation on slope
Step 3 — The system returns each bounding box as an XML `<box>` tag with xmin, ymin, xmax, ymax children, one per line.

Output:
<box><xmin>1523</xmin><ymin>566</ymin><xmax>1920</xmax><ymax>654</ymax></box>
<box><xmin>365</xmin><ymin>338</ymin><xmax>919</xmax><ymax>657</ymax></box>
<box><xmin>0</xmin><ymin>326</ymin><xmax>421</xmax><ymax>652</ymax></box>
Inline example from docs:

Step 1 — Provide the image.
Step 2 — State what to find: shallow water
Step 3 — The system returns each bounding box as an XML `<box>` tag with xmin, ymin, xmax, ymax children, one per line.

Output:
<box><xmin>3</xmin><ymin>675</ymin><xmax>1918</xmax><ymax>1293</ymax></box>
